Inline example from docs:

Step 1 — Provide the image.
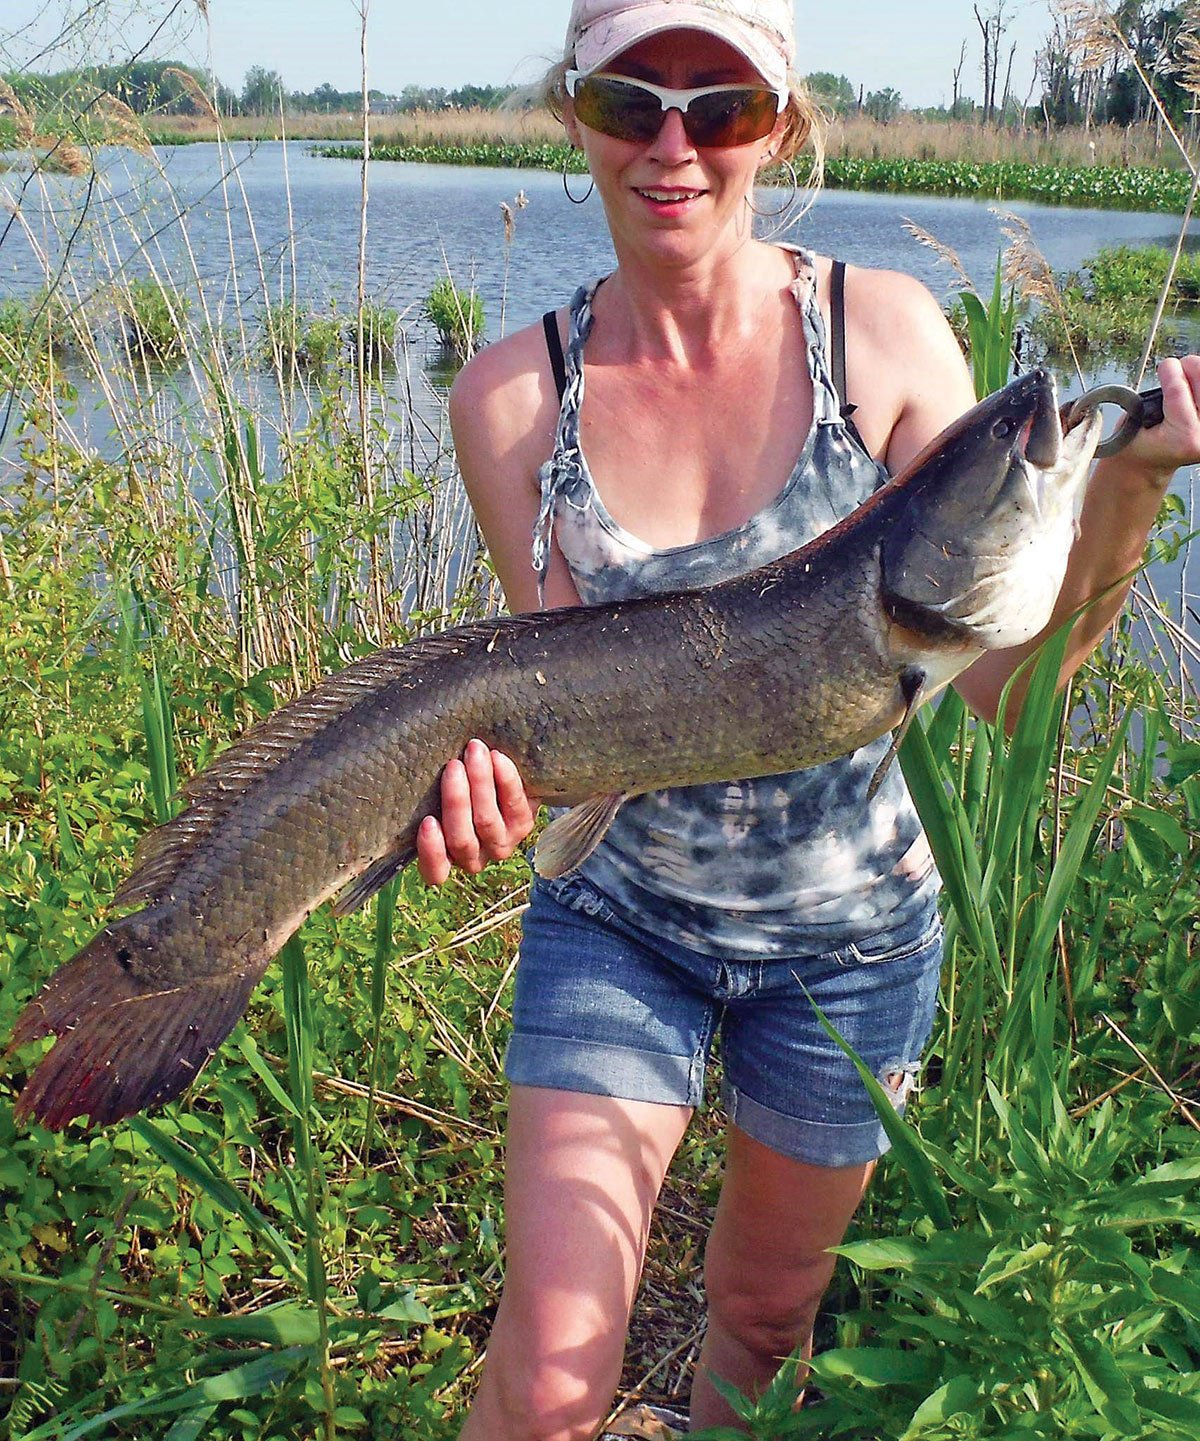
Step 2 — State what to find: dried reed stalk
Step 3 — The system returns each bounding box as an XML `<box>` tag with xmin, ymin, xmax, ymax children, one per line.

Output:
<box><xmin>901</xmin><ymin>218</ymin><xmax>974</xmax><ymax>289</ymax></box>
<box><xmin>164</xmin><ymin>66</ymin><xmax>219</xmax><ymax>124</ymax></box>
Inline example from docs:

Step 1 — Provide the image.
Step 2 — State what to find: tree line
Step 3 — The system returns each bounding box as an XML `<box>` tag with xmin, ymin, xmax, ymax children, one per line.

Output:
<box><xmin>4</xmin><ymin>6</ymin><xmax>1196</xmax><ymax>132</ymax></box>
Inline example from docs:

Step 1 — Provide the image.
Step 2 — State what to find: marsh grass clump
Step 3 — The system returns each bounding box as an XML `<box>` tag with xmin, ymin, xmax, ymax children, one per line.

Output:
<box><xmin>1025</xmin><ymin>244</ymin><xmax>1200</xmax><ymax>358</ymax></box>
<box><xmin>262</xmin><ymin>299</ymin><xmax>344</xmax><ymax>370</ymax></box>
<box><xmin>424</xmin><ymin>275</ymin><xmax>484</xmax><ymax>360</ymax></box>
<box><xmin>116</xmin><ymin>277</ymin><xmax>191</xmax><ymax>365</ymax></box>
<box><xmin>0</xmin><ymin>288</ymin><xmax>74</xmax><ymax>375</ymax></box>
<box><xmin>349</xmin><ymin>299</ymin><xmax>399</xmax><ymax>365</ymax></box>
<box><xmin>1084</xmin><ymin>243</ymin><xmax>1200</xmax><ymax>304</ymax></box>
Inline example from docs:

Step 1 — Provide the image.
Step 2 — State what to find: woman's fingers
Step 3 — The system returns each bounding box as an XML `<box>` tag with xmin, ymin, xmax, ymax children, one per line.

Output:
<box><xmin>417</xmin><ymin>741</ymin><xmax>537</xmax><ymax>885</ymax></box>
<box><xmin>1122</xmin><ymin>356</ymin><xmax>1200</xmax><ymax>479</ymax></box>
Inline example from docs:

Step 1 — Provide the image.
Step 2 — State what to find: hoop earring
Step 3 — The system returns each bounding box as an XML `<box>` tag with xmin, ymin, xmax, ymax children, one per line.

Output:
<box><xmin>562</xmin><ymin>148</ymin><xmax>594</xmax><ymax>204</ymax></box>
<box><xmin>748</xmin><ymin>157</ymin><xmax>798</xmax><ymax>220</ymax></box>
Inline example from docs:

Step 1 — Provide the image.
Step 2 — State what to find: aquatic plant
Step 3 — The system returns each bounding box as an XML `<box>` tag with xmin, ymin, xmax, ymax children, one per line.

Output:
<box><xmin>315</xmin><ymin>140</ymin><xmax>1198</xmax><ymax>214</ymax></box>
<box><xmin>424</xmin><ymin>275</ymin><xmax>484</xmax><ymax>360</ymax></box>
<box><xmin>348</xmin><ymin>298</ymin><xmax>399</xmax><ymax>365</ymax></box>
<box><xmin>261</xmin><ymin>299</ymin><xmax>344</xmax><ymax>371</ymax></box>
<box><xmin>116</xmin><ymin>276</ymin><xmax>191</xmax><ymax>365</ymax></box>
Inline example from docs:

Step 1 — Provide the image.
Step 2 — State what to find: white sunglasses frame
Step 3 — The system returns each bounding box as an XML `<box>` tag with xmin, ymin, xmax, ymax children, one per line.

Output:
<box><xmin>564</xmin><ymin>70</ymin><xmax>788</xmax><ymax>141</ymax></box>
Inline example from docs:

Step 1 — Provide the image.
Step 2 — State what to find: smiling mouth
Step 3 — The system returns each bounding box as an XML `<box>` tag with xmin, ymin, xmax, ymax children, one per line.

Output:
<box><xmin>636</xmin><ymin>188</ymin><xmax>704</xmax><ymax>202</ymax></box>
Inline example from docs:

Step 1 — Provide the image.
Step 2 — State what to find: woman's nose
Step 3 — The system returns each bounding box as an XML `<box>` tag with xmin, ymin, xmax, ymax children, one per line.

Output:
<box><xmin>646</xmin><ymin>105</ymin><xmax>696</xmax><ymax>163</ymax></box>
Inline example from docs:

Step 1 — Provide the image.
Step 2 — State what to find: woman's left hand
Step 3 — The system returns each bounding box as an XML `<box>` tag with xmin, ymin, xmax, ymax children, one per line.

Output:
<box><xmin>1114</xmin><ymin>355</ymin><xmax>1200</xmax><ymax>486</ymax></box>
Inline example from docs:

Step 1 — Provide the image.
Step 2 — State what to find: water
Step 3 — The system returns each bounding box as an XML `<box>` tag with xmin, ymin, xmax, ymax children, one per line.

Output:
<box><xmin>1</xmin><ymin>141</ymin><xmax>1196</xmax><ymax>654</ymax></box>
<box><xmin>2</xmin><ymin>139</ymin><xmax>1194</xmax><ymax>344</ymax></box>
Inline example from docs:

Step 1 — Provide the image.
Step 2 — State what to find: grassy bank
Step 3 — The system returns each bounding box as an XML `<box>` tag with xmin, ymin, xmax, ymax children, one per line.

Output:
<box><xmin>0</xmin><ymin>162</ymin><xmax>1198</xmax><ymax>1439</ymax></box>
<box><xmin>149</xmin><ymin>107</ymin><xmax>1191</xmax><ymax>171</ymax></box>
<box><xmin>310</xmin><ymin>139</ymin><xmax>1196</xmax><ymax>214</ymax></box>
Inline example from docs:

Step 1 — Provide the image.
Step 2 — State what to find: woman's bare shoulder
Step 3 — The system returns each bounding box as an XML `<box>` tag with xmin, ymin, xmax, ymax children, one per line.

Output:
<box><xmin>832</xmin><ymin>258</ymin><xmax>975</xmax><ymax>467</ymax></box>
<box><xmin>448</xmin><ymin>314</ymin><xmax>578</xmax><ymax>613</ymax></box>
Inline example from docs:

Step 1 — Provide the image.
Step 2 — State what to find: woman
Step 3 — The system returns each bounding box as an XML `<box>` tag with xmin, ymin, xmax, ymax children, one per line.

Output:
<box><xmin>418</xmin><ymin>3</ymin><xmax>1200</xmax><ymax>1437</ymax></box>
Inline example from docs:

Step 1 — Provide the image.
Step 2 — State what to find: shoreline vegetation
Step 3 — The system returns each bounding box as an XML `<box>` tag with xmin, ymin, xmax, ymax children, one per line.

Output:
<box><xmin>313</xmin><ymin>139</ymin><xmax>1195</xmax><ymax>214</ymax></box>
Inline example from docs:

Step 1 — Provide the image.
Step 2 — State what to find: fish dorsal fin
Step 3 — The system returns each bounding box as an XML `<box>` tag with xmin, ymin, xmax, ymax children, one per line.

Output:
<box><xmin>534</xmin><ymin>794</ymin><xmax>629</xmax><ymax>879</ymax></box>
<box><xmin>112</xmin><ymin>617</ymin><xmax>549</xmax><ymax>910</ymax></box>
<box><xmin>329</xmin><ymin>844</ymin><xmax>415</xmax><ymax>918</ymax></box>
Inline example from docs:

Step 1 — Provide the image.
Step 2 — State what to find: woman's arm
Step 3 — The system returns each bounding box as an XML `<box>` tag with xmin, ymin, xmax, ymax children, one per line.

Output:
<box><xmin>415</xmin><ymin>321</ymin><xmax>581</xmax><ymax>885</ymax></box>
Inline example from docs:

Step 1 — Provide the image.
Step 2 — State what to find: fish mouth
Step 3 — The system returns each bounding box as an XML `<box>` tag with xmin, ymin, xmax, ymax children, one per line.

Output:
<box><xmin>1020</xmin><ymin>368</ymin><xmax>1062</xmax><ymax>469</ymax></box>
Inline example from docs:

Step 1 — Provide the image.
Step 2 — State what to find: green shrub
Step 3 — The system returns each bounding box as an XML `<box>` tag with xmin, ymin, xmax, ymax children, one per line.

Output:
<box><xmin>117</xmin><ymin>276</ymin><xmax>190</xmax><ymax>363</ymax></box>
<box><xmin>349</xmin><ymin>298</ymin><xmax>399</xmax><ymax>364</ymax></box>
<box><xmin>424</xmin><ymin>275</ymin><xmax>484</xmax><ymax>359</ymax></box>
<box><xmin>262</xmin><ymin>300</ymin><xmax>344</xmax><ymax>370</ymax></box>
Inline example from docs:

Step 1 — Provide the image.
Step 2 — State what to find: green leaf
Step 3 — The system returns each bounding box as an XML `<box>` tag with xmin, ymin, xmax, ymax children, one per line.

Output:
<box><xmin>233</xmin><ymin>1027</ymin><xmax>301</xmax><ymax>1119</ymax></box>
<box><xmin>186</xmin><ymin>1302</ymin><xmax>321</xmax><ymax>1347</ymax></box>
<box><xmin>129</xmin><ymin>1118</ymin><xmax>302</xmax><ymax>1281</ymax></box>
<box><xmin>900</xmin><ymin>1374</ymin><xmax>982</xmax><ymax>1438</ymax></box>
<box><xmin>162</xmin><ymin>1407</ymin><xmax>218</xmax><ymax>1441</ymax></box>
<box><xmin>806</xmin><ymin>992</ymin><xmax>952</xmax><ymax>1229</ymax></box>
<box><xmin>1055</xmin><ymin>1328</ymin><xmax>1140</xmax><ymax>1434</ymax></box>
<box><xmin>811</xmin><ymin>1345</ymin><xmax>942</xmax><ymax>1388</ymax></box>
<box><xmin>976</xmin><ymin>1240</ymin><xmax>1055</xmax><ymax>1293</ymax></box>
<box><xmin>44</xmin><ymin>1349</ymin><xmax>308</xmax><ymax>1441</ymax></box>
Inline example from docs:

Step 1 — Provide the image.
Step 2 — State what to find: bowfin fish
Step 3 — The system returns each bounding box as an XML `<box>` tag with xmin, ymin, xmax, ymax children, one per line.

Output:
<box><xmin>10</xmin><ymin>369</ymin><xmax>1104</xmax><ymax>1129</ymax></box>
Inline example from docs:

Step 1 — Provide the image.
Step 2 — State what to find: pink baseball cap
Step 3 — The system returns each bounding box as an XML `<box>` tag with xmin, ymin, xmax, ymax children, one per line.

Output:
<box><xmin>565</xmin><ymin>0</ymin><xmax>795</xmax><ymax>91</ymax></box>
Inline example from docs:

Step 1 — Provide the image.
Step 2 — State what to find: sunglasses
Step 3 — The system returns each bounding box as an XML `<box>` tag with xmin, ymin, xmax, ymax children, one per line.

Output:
<box><xmin>565</xmin><ymin>70</ymin><xmax>787</xmax><ymax>148</ymax></box>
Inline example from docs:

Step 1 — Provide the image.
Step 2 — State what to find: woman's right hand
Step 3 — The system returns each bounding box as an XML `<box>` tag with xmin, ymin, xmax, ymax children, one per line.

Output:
<box><xmin>416</xmin><ymin>739</ymin><xmax>538</xmax><ymax>885</ymax></box>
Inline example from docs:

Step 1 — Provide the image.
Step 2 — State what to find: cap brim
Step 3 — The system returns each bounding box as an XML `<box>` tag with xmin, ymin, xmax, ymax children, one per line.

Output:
<box><xmin>573</xmin><ymin>6</ymin><xmax>790</xmax><ymax>91</ymax></box>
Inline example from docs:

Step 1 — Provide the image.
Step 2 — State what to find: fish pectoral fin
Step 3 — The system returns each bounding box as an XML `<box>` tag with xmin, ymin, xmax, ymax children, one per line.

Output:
<box><xmin>534</xmin><ymin>793</ymin><xmax>630</xmax><ymax>879</ymax></box>
<box><xmin>330</xmin><ymin>844</ymin><xmax>416</xmax><ymax>917</ymax></box>
<box><xmin>867</xmin><ymin>666</ymin><xmax>927</xmax><ymax>801</ymax></box>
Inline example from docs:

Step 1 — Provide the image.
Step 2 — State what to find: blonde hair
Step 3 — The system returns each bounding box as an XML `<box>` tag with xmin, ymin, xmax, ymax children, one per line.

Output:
<box><xmin>538</xmin><ymin>59</ymin><xmax>825</xmax><ymax>197</ymax></box>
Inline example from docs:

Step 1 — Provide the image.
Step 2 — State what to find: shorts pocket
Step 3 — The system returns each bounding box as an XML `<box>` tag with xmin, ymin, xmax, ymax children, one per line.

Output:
<box><xmin>842</xmin><ymin>910</ymin><xmax>943</xmax><ymax>966</ymax></box>
<box><xmin>533</xmin><ymin>871</ymin><xmax>620</xmax><ymax>925</ymax></box>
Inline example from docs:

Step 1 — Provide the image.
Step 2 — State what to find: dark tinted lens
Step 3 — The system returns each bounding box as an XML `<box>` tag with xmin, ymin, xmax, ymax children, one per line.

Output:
<box><xmin>573</xmin><ymin>76</ymin><xmax>665</xmax><ymax>142</ymax></box>
<box><xmin>685</xmin><ymin>88</ymin><xmax>779</xmax><ymax>146</ymax></box>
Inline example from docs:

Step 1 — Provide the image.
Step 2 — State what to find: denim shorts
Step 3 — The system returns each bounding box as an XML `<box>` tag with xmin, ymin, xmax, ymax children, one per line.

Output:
<box><xmin>506</xmin><ymin>871</ymin><xmax>944</xmax><ymax>1169</ymax></box>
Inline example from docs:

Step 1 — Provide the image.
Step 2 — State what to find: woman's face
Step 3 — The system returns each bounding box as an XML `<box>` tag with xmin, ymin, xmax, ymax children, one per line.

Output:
<box><xmin>565</xmin><ymin>29</ymin><xmax>785</xmax><ymax>267</ymax></box>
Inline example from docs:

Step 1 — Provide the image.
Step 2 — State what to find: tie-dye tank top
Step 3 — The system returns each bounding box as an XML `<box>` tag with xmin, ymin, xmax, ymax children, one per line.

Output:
<box><xmin>531</xmin><ymin>245</ymin><xmax>939</xmax><ymax>959</ymax></box>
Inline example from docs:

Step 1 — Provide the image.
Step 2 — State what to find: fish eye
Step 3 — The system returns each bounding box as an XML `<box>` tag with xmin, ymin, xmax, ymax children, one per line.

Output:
<box><xmin>992</xmin><ymin>417</ymin><xmax>1017</xmax><ymax>440</ymax></box>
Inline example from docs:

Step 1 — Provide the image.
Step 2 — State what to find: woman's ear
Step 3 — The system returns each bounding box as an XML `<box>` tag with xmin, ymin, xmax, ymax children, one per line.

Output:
<box><xmin>563</xmin><ymin>104</ymin><xmax>583</xmax><ymax>149</ymax></box>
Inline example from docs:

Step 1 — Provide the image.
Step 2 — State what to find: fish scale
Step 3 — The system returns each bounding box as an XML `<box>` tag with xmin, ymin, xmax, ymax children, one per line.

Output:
<box><xmin>8</xmin><ymin>369</ymin><xmax>1105</xmax><ymax>1129</ymax></box>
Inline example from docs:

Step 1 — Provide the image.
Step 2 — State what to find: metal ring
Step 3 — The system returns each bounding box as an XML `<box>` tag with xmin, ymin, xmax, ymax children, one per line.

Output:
<box><xmin>1064</xmin><ymin>384</ymin><xmax>1146</xmax><ymax>459</ymax></box>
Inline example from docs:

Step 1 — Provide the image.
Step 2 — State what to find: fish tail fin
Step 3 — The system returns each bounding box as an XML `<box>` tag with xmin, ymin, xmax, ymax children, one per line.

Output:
<box><xmin>10</xmin><ymin>936</ymin><xmax>260</xmax><ymax>1130</ymax></box>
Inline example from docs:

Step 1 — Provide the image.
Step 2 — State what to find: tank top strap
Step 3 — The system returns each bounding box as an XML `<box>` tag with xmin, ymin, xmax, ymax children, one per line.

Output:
<box><xmin>532</xmin><ymin>280</ymin><xmax>599</xmax><ymax>605</ymax></box>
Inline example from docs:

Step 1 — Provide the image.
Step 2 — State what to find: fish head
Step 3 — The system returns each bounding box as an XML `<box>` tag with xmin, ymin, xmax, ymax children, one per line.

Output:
<box><xmin>881</xmin><ymin>368</ymin><xmax>1103</xmax><ymax>650</ymax></box>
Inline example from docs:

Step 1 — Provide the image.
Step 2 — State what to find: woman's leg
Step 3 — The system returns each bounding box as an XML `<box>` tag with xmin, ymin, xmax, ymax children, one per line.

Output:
<box><xmin>689</xmin><ymin>1125</ymin><xmax>874</xmax><ymax>1431</ymax></box>
<box><xmin>460</xmin><ymin>1084</ymin><xmax>693</xmax><ymax>1441</ymax></box>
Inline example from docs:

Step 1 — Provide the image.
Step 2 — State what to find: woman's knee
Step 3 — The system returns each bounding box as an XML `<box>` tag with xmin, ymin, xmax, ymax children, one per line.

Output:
<box><xmin>472</xmin><ymin>1310</ymin><xmax>626</xmax><ymax>1441</ymax></box>
<box><xmin>704</xmin><ymin>1240</ymin><xmax>836</xmax><ymax>1360</ymax></box>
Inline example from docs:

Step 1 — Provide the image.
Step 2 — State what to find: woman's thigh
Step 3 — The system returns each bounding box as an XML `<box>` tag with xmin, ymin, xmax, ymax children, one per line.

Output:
<box><xmin>475</xmin><ymin>1085</ymin><xmax>693</xmax><ymax>1413</ymax></box>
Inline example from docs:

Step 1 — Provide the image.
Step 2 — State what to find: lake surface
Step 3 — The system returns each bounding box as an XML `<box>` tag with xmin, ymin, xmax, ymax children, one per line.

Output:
<box><xmin>2</xmin><ymin>139</ymin><xmax>1196</xmax><ymax>352</ymax></box>
<box><xmin>1</xmin><ymin>141</ymin><xmax>1196</xmax><ymax>639</ymax></box>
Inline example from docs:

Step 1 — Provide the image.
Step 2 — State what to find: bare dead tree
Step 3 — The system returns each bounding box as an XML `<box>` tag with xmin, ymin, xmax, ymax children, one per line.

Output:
<box><xmin>953</xmin><ymin>38</ymin><xmax>967</xmax><ymax>110</ymax></box>
<box><xmin>1000</xmin><ymin>40</ymin><xmax>1017</xmax><ymax>119</ymax></box>
<box><xmin>975</xmin><ymin>0</ymin><xmax>1014</xmax><ymax>123</ymax></box>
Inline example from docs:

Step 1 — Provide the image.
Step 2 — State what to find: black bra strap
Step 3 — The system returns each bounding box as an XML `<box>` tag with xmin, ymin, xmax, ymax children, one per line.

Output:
<box><xmin>829</xmin><ymin>259</ymin><xmax>871</xmax><ymax>456</ymax></box>
<box><xmin>543</xmin><ymin>310</ymin><xmax>567</xmax><ymax>402</ymax></box>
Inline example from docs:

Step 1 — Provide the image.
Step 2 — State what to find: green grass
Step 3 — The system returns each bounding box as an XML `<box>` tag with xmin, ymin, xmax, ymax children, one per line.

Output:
<box><xmin>423</xmin><ymin>277</ymin><xmax>484</xmax><ymax>361</ymax></box>
<box><xmin>312</xmin><ymin>140</ymin><xmax>1198</xmax><ymax>213</ymax></box>
<box><xmin>1025</xmin><ymin>243</ymin><xmax>1200</xmax><ymax>358</ymax></box>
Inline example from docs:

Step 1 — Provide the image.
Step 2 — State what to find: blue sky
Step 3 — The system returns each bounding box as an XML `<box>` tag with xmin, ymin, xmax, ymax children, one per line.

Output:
<box><xmin>4</xmin><ymin>2</ymin><xmax>1053</xmax><ymax>111</ymax></box>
